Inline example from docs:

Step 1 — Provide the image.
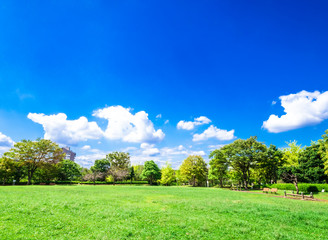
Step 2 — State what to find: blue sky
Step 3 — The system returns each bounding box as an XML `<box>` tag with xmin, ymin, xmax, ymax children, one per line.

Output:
<box><xmin>1</xmin><ymin>1</ymin><xmax>328</xmax><ymax>168</ymax></box>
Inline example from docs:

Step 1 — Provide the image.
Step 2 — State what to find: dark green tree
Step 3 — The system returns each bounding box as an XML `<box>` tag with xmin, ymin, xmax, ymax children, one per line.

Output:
<box><xmin>141</xmin><ymin>160</ymin><xmax>161</xmax><ymax>185</ymax></box>
<box><xmin>221</xmin><ymin>137</ymin><xmax>267</xmax><ymax>189</ymax></box>
<box><xmin>298</xmin><ymin>143</ymin><xmax>327</xmax><ymax>183</ymax></box>
<box><xmin>208</xmin><ymin>149</ymin><xmax>228</xmax><ymax>187</ymax></box>
<box><xmin>58</xmin><ymin>160</ymin><xmax>82</xmax><ymax>181</ymax></box>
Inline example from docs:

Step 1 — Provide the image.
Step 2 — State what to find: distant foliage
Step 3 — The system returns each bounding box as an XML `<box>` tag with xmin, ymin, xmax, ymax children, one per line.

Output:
<box><xmin>160</xmin><ymin>162</ymin><xmax>175</xmax><ymax>186</ymax></box>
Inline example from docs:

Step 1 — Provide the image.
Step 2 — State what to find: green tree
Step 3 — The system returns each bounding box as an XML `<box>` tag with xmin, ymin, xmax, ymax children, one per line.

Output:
<box><xmin>160</xmin><ymin>162</ymin><xmax>175</xmax><ymax>186</ymax></box>
<box><xmin>133</xmin><ymin>165</ymin><xmax>144</xmax><ymax>180</ymax></box>
<box><xmin>91</xmin><ymin>159</ymin><xmax>110</xmax><ymax>173</ymax></box>
<box><xmin>208</xmin><ymin>149</ymin><xmax>228</xmax><ymax>187</ymax></box>
<box><xmin>128</xmin><ymin>166</ymin><xmax>135</xmax><ymax>183</ymax></box>
<box><xmin>106</xmin><ymin>152</ymin><xmax>130</xmax><ymax>183</ymax></box>
<box><xmin>0</xmin><ymin>156</ymin><xmax>15</xmax><ymax>185</ymax></box>
<box><xmin>34</xmin><ymin>162</ymin><xmax>60</xmax><ymax>182</ymax></box>
<box><xmin>6</xmin><ymin>139</ymin><xmax>64</xmax><ymax>184</ymax></box>
<box><xmin>279</xmin><ymin>141</ymin><xmax>303</xmax><ymax>194</ymax></box>
<box><xmin>141</xmin><ymin>160</ymin><xmax>161</xmax><ymax>185</ymax></box>
<box><xmin>298</xmin><ymin>143</ymin><xmax>327</xmax><ymax>183</ymax></box>
<box><xmin>179</xmin><ymin>155</ymin><xmax>207</xmax><ymax>187</ymax></box>
<box><xmin>256</xmin><ymin>145</ymin><xmax>284</xmax><ymax>184</ymax></box>
<box><xmin>58</xmin><ymin>160</ymin><xmax>82</xmax><ymax>181</ymax></box>
<box><xmin>221</xmin><ymin>137</ymin><xmax>267</xmax><ymax>189</ymax></box>
<box><xmin>318</xmin><ymin>130</ymin><xmax>328</xmax><ymax>175</ymax></box>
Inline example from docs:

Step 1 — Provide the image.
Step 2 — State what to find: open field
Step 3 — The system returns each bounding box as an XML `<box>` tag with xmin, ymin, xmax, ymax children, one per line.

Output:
<box><xmin>1</xmin><ymin>186</ymin><xmax>328</xmax><ymax>240</ymax></box>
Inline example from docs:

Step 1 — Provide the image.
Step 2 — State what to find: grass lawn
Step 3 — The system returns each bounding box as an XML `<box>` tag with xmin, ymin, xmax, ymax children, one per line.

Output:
<box><xmin>0</xmin><ymin>185</ymin><xmax>328</xmax><ymax>240</ymax></box>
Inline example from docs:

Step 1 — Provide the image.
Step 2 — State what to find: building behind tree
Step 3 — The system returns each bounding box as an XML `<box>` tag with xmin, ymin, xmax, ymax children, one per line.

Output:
<box><xmin>62</xmin><ymin>147</ymin><xmax>76</xmax><ymax>162</ymax></box>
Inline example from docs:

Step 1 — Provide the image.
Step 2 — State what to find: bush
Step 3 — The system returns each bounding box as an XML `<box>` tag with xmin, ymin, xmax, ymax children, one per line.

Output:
<box><xmin>267</xmin><ymin>183</ymin><xmax>328</xmax><ymax>193</ymax></box>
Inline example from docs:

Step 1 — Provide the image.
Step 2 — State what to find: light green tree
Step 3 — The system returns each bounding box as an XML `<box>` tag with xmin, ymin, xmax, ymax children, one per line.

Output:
<box><xmin>279</xmin><ymin>141</ymin><xmax>303</xmax><ymax>193</ymax></box>
<box><xmin>318</xmin><ymin>130</ymin><xmax>328</xmax><ymax>175</ymax></box>
<box><xmin>179</xmin><ymin>155</ymin><xmax>207</xmax><ymax>187</ymax></box>
<box><xmin>0</xmin><ymin>156</ymin><xmax>15</xmax><ymax>185</ymax></box>
<box><xmin>160</xmin><ymin>162</ymin><xmax>175</xmax><ymax>186</ymax></box>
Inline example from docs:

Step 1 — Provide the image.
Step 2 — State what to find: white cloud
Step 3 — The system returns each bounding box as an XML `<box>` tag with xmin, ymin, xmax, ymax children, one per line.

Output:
<box><xmin>81</xmin><ymin>145</ymin><xmax>91</xmax><ymax>150</ymax></box>
<box><xmin>272</xmin><ymin>101</ymin><xmax>277</xmax><ymax>105</ymax></box>
<box><xmin>156</xmin><ymin>114</ymin><xmax>162</xmax><ymax>119</ymax></box>
<box><xmin>28</xmin><ymin>113</ymin><xmax>103</xmax><ymax>145</ymax></box>
<box><xmin>93</xmin><ymin>106</ymin><xmax>165</xmax><ymax>144</ymax></box>
<box><xmin>177</xmin><ymin>116</ymin><xmax>211</xmax><ymax>130</ymax></box>
<box><xmin>0</xmin><ymin>132</ymin><xmax>15</xmax><ymax>147</ymax></box>
<box><xmin>164</xmin><ymin>120</ymin><xmax>169</xmax><ymax>124</ymax></box>
<box><xmin>140</xmin><ymin>143</ymin><xmax>160</xmax><ymax>156</ymax></box>
<box><xmin>263</xmin><ymin>90</ymin><xmax>328</xmax><ymax>133</ymax></box>
<box><xmin>193</xmin><ymin>125</ymin><xmax>235</xmax><ymax>142</ymax></box>
<box><xmin>190</xmin><ymin>150</ymin><xmax>206</xmax><ymax>156</ymax></box>
<box><xmin>0</xmin><ymin>132</ymin><xmax>15</xmax><ymax>155</ymax></box>
<box><xmin>208</xmin><ymin>144</ymin><xmax>225</xmax><ymax>151</ymax></box>
<box><xmin>75</xmin><ymin>152</ymin><xmax>106</xmax><ymax>168</ymax></box>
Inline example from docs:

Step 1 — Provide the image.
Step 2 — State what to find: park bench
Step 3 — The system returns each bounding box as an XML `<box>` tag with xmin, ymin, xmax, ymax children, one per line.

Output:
<box><xmin>49</xmin><ymin>183</ymin><xmax>56</xmax><ymax>185</ymax></box>
<box><xmin>262</xmin><ymin>188</ymin><xmax>270</xmax><ymax>193</ymax></box>
<box><xmin>284</xmin><ymin>191</ymin><xmax>314</xmax><ymax>200</ymax></box>
<box><xmin>270</xmin><ymin>188</ymin><xmax>278</xmax><ymax>194</ymax></box>
<box><xmin>39</xmin><ymin>183</ymin><xmax>46</xmax><ymax>185</ymax></box>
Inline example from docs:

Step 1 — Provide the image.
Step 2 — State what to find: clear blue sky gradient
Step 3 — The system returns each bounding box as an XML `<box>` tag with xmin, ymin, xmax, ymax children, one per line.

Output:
<box><xmin>0</xmin><ymin>1</ymin><xmax>328</xmax><ymax>166</ymax></box>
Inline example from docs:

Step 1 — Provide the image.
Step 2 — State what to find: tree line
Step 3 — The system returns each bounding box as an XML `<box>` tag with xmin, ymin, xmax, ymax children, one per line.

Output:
<box><xmin>1</xmin><ymin>130</ymin><xmax>328</xmax><ymax>193</ymax></box>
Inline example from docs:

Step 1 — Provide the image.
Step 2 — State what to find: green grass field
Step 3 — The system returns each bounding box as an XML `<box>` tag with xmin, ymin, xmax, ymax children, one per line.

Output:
<box><xmin>1</xmin><ymin>185</ymin><xmax>328</xmax><ymax>240</ymax></box>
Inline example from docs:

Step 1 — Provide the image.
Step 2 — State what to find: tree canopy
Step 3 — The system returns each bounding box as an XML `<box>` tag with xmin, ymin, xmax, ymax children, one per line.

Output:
<box><xmin>179</xmin><ymin>155</ymin><xmax>207</xmax><ymax>187</ymax></box>
<box><xmin>141</xmin><ymin>160</ymin><xmax>161</xmax><ymax>185</ymax></box>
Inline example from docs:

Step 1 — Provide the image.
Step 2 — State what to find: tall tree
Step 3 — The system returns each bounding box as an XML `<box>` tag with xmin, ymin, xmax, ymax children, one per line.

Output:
<box><xmin>106</xmin><ymin>152</ymin><xmax>130</xmax><ymax>183</ymax></box>
<box><xmin>6</xmin><ymin>139</ymin><xmax>64</xmax><ymax>184</ymax></box>
<box><xmin>257</xmin><ymin>145</ymin><xmax>284</xmax><ymax>184</ymax></box>
<box><xmin>179</xmin><ymin>155</ymin><xmax>207</xmax><ymax>187</ymax></box>
<box><xmin>128</xmin><ymin>166</ymin><xmax>135</xmax><ymax>183</ymax></box>
<box><xmin>141</xmin><ymin>160</ymin><xmax>161</xmax><ymax>185</ymax></box>
<box><xmin>160</xmin><ymin>162</ymin><xmax>175</xmax><ymax>186</ymax></box>
<box><xmin>208</xmin><ymin>149</ymin><xmax>228</xmax><ymax>187</ymax></box>
<box><xmin>221</xmin><ymin>137</ymin><xmax>267</xmax><ymax>189</ymax></box>
<box><xmin>298</xmin><ymin>142</ymin><xmax>327</xmax><ymax>183</ymax></box>
<box><xmin>279</xmin><ymin>141</ymin><xmax>303</xmax><ymax>193</ymax></box>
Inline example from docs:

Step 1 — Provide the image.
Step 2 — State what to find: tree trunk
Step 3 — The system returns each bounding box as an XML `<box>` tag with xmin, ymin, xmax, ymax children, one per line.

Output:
<box><xmin>219</xmin><ymin>178</ymin><xmax>223</xmax><ymax>188</ymax></box>
<box><xmin>28</xmin><ymin>173</ymin><xmax>32</xmax><ymax>185</ymax></box>
<box><xmin>293</xmin><ymin>178</ymin><xmax>299</xmax><ymax>194</ymax></box>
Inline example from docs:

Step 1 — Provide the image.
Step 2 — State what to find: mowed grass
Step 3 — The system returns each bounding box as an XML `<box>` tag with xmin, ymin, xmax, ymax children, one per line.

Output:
<box><xmin>0</xmin><ymin>186</ymin><xmax>328</xmax><ymax>240</ymax></box>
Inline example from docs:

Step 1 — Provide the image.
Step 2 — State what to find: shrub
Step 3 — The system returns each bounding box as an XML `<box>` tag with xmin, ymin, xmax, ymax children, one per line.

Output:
<box><xmin>268</xmin><ymin>183</ymin><xmax>328</xmax><ymax>193</ymax></box>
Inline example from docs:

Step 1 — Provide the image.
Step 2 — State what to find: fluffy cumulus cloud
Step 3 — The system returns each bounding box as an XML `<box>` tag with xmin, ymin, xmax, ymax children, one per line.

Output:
<box><xmin>0</xmin><ymin>132</ymin><xmax>15</xmax><ymax>147</ymax></box>
<box><xmin>263</xmin><ymin>90</ymin><xmax>328</xmax><ymax>133</ymax></box>
<box><xmin>81</xmin><ymin>145</ymin><xmax>91</xmax><ymax>150</ymax></box>
<box><xmin>177</xmin><ymin>116</ymin><xmax>211</xmax><ymax>130</ymax></box>
<box><xmin>27</xmin><ymin>113</ymin><xmax>103</xmax><ymax>145</ymax></box>
<box><xmin>0</xmin><ymin>132</ymin><xmax>15</xmax><ymax>154</ymax></box>
<box><xmin>140</xmin><ymin>143</ymin><xmax>160</xmax><ymax>156</ymax></box>
<box><xmin>75</xmin><ymin>152</ymin><xmax>106</xmax><ymax>167</ymax></box>
<box><xmin>93</xmin><ymin>106</ymin><xmax>165</xmax><ymax>144</ymax></box>
<box><xmin>193</xmin><ymin>125</ymin><xmax>235</xmax><ymax>142</ymax></box>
